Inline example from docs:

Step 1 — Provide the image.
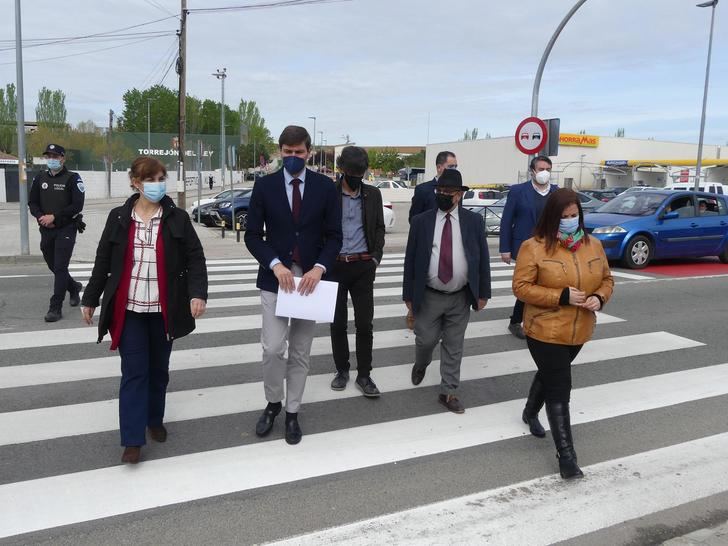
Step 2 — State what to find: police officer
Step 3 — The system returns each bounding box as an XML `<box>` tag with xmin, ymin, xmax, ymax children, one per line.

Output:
<box><xmin>28</xmin><ymin>143</ymin><xmax>85</xmax><ymax>322</ymax></box>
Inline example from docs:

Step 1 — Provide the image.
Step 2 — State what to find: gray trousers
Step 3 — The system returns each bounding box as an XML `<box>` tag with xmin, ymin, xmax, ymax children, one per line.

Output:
<box><xmin>260</xmin><ymin>264</ymin><xmax>317</xmax><ymax>413</ymax></box>
<box><xmin>413</xmin><ymin>288</ymin><xmax>471</xmax><ymax>395</ymax></box>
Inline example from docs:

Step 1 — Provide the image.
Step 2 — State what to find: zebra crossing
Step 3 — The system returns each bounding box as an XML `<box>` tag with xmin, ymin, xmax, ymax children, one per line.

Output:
<box><xmin>0</xmin><ymin>253</ymin><xmax>725</xmax><ymax>544</ymax></box>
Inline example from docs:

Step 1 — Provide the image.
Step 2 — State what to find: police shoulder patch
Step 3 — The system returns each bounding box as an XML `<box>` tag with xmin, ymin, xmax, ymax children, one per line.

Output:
<box><xmin>41</xmin><ymin>182</ymin><xmax>48</xmax><ymax>190</ymax></box>
<box><xmin>76</xmin><ymin>181</ymin><xmax>85</xmax><ymax>193</ymax></box>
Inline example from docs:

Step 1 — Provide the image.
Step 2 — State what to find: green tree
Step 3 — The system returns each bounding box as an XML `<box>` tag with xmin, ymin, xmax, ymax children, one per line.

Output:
<box><xmin>402</xmin><ymin>149</ymin><xmax>425</xmax><ymax>168</ymax></box>
<box><xmin>0</xmin><ymin>83</ymin><xmax>17</xmax><ymax>154</ymax></box>
<box><xmin>118</xmin><ymin>84</ymin><xmax>179</xmax><ymax>133</ymax></box>
<box><xmin>368</xmin><ymin>148</ymin><xmax>404</xmax><ymax>174</ymax></box>
<box><xmin>615</xmin><ymin>128</ymin><xmax>625</xmax><ymax>138</ymax></box>
<box><xmin>463</xmin><ymin>128</ymin><xmax>478</xmax><ymax>140</ymax></box>
<box><xmin>236</xmin><ymin>99</ymin><xmax>275</xmax><ymax>169</ymax></box>
<box><xmin>36</xmin><ymin>87</ymin><xmax>67</xmax><ymax>128</ymax></box>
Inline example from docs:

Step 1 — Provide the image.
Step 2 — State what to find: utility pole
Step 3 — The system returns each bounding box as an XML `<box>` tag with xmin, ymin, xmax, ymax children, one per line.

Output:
<box><xmin>176</xmin><ymin>0</ymin><xmax>187</xmax><ymax>209</ymax></box>
<box><xmin>106</xmin><ymin>109</ymin><xmax>113</xmax><ymax>198</ymax></box>
<box><xmin>213</xmin><ymin>68</ymin><xmax>227</xmax><ymax>192</ymax></box>
<box><xmin>15</xmin><ymin>0</ymin><xmax>29</xmax><ymax>255</ymax></box>
<box><xmin>147</xmin><ymin>98</ymin><xmax>152</xmax><ymax>150</ymax></box>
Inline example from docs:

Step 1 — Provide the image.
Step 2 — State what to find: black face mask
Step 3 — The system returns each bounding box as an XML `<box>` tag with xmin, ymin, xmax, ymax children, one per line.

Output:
<box><xmin>436</xmin><ymin>193</ymin><xmax>454</xmax><ymax>211</ymax></box>
<box><xmin>344</xmin><ymin>174</ymin><xmax>363</xmax><ymax>192</ymax></box>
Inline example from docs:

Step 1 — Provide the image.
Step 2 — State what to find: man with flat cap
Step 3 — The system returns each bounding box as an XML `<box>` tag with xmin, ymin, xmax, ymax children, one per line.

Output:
<box><xmin>28</xmin><ymin>143</ymin><xmax>85</xmax><ymax>322</ymax></box>
<box><xmin>403</xmin><ymin>169</ymin><xmax>491</xmax><ymax>413</ymax></box>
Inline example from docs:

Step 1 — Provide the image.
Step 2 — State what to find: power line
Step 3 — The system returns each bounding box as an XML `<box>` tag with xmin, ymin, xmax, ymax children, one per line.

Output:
<box><xmin>140</xmin><ymin>37</ymin><xmax>180</xmax><ymax>89</ymax></box>
<box><xmin>157</xmin><ymin>47</ymin><xmax>179</xmax><ymax>87</ymax></box>
<box><xmin>188</xmin><ymin>0</ymin><xmax>352</xmax><ymax>13</ymax></box>
<box><xmin>143</xmin><ymin>0</ymin><xmax>178</xmax><ymax>17</ymax></box>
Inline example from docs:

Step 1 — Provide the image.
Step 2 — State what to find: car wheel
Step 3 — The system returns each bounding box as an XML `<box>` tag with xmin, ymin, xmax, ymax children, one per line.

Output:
<box><xmin>719</xmin><ymin>246</ymin><xmax>728</xmax><ymax>264</ymax></box>
<box><xmin>622</xmin><ymin>235</ymin><xmax>652</xmax><ymax>269</ymax></box>
<box><xmin>236</xmin><ymin>211</ymin><xmax>248</xmax><ymax>231</ymax></box>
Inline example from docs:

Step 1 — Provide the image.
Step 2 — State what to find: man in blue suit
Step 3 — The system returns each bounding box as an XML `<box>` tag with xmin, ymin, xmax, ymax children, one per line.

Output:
<box><xmin>408</xmin><ymin>150</ymin><xmax>457</xmax><ymax>223</ymax></box>
<box><xmin>245</xmin><ymin>125</ymin><xmax>342</xmax><ymax>445</ymax></box>
<box><xmin>403</xmin><ymin>169</ymin><xmax>491</xmax><ymax>414</ymax></box>
<box><xmin>499</xmin><ymin>155</ymin><xmax>557</xmax><ymax>339</ymax></box>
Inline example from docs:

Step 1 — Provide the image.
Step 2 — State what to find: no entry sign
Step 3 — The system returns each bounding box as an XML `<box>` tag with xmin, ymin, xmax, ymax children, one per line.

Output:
<box><xmin>515</xmin><ymin>117</ymin><xmax>548</xmax><ymax>155</ymax></box>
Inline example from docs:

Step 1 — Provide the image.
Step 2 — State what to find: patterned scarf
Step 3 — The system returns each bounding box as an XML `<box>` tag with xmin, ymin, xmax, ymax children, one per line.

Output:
<box><xmin>558</xmin><ymin>228</ymin><xmax>585</xmax><ymax>252</ymax></box>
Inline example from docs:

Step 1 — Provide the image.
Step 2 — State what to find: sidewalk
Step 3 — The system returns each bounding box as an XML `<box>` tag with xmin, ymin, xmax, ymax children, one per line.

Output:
<box><xmin>663</xmin><ymin>521</ymin><xmax>728</xmax><ymax>545</ymax></box>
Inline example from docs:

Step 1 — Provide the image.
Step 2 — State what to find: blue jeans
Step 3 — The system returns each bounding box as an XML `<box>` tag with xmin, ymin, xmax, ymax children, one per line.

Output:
<box><xmin>118</xmin><ymin>311</ymin><xmax>173</xmax><ymax>446</ymax></box>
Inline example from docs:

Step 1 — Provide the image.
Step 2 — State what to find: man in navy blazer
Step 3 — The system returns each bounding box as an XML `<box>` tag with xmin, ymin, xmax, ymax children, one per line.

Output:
<box><xmin>245</xmin><ymin>125</ymin><xmax>342</xmax><ymax>445</ymax></box>
<box><xmin>499</xmin><ymin>155</ymin><xmax>557</xmax><ymax>339</ymax></box>
<box><xmin>403</xmin><ymin>169</ymin><xmax>491</xmax><ymax>414</ymax></box>
<box><xmin>408</xmin><ymin>150</ymin><xmax>457</xmax><ymax>223</ymax></box>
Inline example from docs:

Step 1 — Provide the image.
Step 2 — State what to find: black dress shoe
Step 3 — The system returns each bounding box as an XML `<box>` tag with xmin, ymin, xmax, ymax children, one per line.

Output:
<box><xmin>44</xmin><ymin>306</ymin><xmax>62</xmax><ymax>322</ymax></box>
<box><xmin>148</xmin><ymin>424</ymin><xmax>167</xmax><ymax>443</ymax></box>
<box><xmin>285</xmin><ymin>416</ymin><xmax>302</xmax><ymax>445</ymax></box>
<box><xmin>68</xmin><ymin>282</ymin><xmax>83</xmax><ymax>307</ymax></box>
<box><xmin>355</xmin><ymin>376</ymin><xmax>381</xmax><ymax>398</ymax></box>
<box><xmin>508</xmin><ymin>323</ymin><xmax>526</xmax><ymax>339</ymax></box>
<box><xmin>255</xmin><ymin>405</ymin><xmax>281</xmax><ymax>437</ymax></box>
<box><xmin>330</xmin><ymin>371</ymin><xmax>349</xmax><ymax>391</ymax></box>
<box><xmin>411</xmin><ymin>364</ymin><xmax>426</xmax><ymax>386</ymax></box>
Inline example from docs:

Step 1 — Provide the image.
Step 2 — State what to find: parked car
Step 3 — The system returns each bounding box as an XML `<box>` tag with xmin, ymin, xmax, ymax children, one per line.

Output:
<box><xmin>462</xmin><ymin>189</ymin><xmax>505</xmax><ymax>207</ymax></box>
<box><xmin>375</xmin><ymin>180</ymin><xmax>409</xmax><ymax>190</ymax></box>
<box><xmin>189</xmin><ymin>188</ymin><xmax>250</xmax><ymax>214</ymax></box>
<box><xmin>584</xmin><ymin>190</ymin><xmax>728</xmax><ymax>268</ymax></box>
<box><xmin>190</xmin><ymin>202</ymin><xmax>219</xmax><ymax>227</ymax></box>
<box><xmin>464</xmin><ymin>196</ymin><xmax>507</xmax><ymax>235</ymax></box>
<box><xmin>383</xmin><ymin>200</ymin><xmax>396</xmax><ymax>231</ymax></box>
<box><xmin>209</xmin><ymin>190</ymin><xmax>253</xmax><ymax>229</ymax></box>
<box><xmin>665</xmin><ymin>182</ymin><xmax>728</xmax><ymax>195</ymax></box>
<box><xmin>576</xmin><ymin>191</ymin><xmax>605</xmax><ymax>212</ymax></box>
<box><xmin>581</xmin><ymin>189</ymin><xmax>619</xmax><ymax>203</ymax></box>
<box><xmin>623</xmin><ymin>185</ymin><xmax>661</xmax><ymax>193</ymax></box>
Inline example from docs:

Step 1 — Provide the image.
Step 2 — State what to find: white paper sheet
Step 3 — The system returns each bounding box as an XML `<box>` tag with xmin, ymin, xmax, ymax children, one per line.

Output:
<box><xmin>274</xmin><ymin>277</ymin><xmax>339</xmax><ymax>323</ymax></box>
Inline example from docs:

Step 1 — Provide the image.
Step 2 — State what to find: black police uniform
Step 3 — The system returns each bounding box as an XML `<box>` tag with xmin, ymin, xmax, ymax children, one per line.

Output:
<box><xmin>28</xmin><ymin>161</ymin><xmax>85</xmax><ymax>317</ymax></box>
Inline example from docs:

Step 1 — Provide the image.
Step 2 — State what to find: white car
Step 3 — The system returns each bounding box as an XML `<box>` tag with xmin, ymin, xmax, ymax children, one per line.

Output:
<box><xmin>375</xmin><ymin>180</ymin><xmax>409</xmax><ymax>190</ymax></box>
<box><xmin>187</xmin><ymin>189</ymin><xmax>250</xmax><ymax>214</ymax></box>
<box><xmin>461</xmin><ymin>189</ymin><xmax>506</xmax><ymax>207</ymax></box>
<box><xmin>383</xmin><ymin>201</ymin><xmax>396</xmax><ymax>231</ymax></box>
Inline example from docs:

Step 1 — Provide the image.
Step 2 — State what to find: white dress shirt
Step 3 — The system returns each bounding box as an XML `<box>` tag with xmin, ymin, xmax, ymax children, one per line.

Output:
<box><xmin>427</xmin><ymin>207</ymin><xmax>468</xmax><ymax>292</ymax></box>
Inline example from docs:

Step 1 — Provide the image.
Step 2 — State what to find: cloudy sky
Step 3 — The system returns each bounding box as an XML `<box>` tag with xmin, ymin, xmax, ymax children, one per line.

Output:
<box><xmin>1</xmin><ymin>0</ymin><xmax>726</xmax><ymax>147</ymax></box>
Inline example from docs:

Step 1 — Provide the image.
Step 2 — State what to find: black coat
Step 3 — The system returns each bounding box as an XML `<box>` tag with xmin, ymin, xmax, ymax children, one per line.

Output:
<box><xmin>82</xmin><ymin>194</ymin><xmax>208</xmax><ymax>343</ymax></box>
<box><xmin>334</xmin><ymin>179</ymin><xmax>386</xmax><ymax>263</ymax></box>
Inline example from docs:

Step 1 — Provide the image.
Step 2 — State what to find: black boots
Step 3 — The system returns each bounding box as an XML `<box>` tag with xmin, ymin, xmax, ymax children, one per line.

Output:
<box><xmin>522</xmin><ymin>374</ymin><xmax>546</xmax><ymax>438</ymax></box>
<box><xmin>546</xmin><ymin>401</ymin><xmax>584</xmax><ymax>480</ymax></box>
<box><xmin>68</xmin><ymin>281</ymin><xmax>83</xmax><ymax>307</ymax></box>
<box><xmin>44</xmin><ymin>303</ymin><xmax>62</xmax><ymax>322</ymax></box>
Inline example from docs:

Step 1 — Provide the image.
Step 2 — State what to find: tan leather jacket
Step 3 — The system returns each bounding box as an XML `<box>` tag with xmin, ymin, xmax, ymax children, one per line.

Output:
<box><xmin>512</xmin><ymin>236</ymin><xmax>614</xmax><ymax>345</ymax></box>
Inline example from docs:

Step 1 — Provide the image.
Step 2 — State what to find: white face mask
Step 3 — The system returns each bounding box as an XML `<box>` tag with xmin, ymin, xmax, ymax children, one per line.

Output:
<box><xmin>534</xmin><ymin>170</ymin><xmax>551</xmax><ymax>185</ymax></box>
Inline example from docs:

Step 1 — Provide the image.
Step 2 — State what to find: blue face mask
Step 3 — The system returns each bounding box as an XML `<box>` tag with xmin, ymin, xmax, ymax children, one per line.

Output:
<box><xmin>559</xmin><ymin>216</ymin><xmax>580</xmax><ymax>234</ymax></box>
<box><xmin>283</xmin><ymin>155</ymin><xmax>306</xmax><ymax>175</ymax></box>
<box><xmin>142</xmin><ymin>181</ymin><xmax>166</xmax><ymax>203</ymax></box>
<box><xmin>47</xmin><ymin>158</ymin><xmax>62</xmax><ymax>171</ymax></box>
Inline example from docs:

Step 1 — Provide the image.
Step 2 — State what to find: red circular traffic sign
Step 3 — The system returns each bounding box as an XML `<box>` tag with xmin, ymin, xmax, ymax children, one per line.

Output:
<box><xmin>515</xmin><ymin>116</ymin><xmax>548</xmax><ymax>154</ymax></box>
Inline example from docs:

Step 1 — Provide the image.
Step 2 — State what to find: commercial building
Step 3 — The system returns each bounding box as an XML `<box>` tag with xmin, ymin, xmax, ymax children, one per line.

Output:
<box><xmin>425</xmin><ymin>135</ymin><xmax>727</xmax><ymax>189</ymax></box>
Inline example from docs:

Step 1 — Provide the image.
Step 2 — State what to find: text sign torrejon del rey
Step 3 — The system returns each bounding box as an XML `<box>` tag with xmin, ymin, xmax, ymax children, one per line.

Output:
<box><xmin>515</xmin><ymin>117</ymin><xmax>548</xmax><ymax>155</ymax></box>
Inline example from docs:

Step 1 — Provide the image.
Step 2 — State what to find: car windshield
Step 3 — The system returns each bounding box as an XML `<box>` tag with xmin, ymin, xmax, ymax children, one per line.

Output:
<box><xmin>596</xmin><ymin>192</ymin><xmax>667</xmax><ymax>216</ymax></box>
<box><xmin>493</xmin><ymin>197</ymin><xmax>507</xmax><ymax>206</ymax></box>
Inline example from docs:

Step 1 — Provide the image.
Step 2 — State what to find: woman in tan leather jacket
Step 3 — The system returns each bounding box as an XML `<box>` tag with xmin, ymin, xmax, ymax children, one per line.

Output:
<box><xmin>512</xmin><ymin>188</ymin><xmax>614</xmax><ymax>479</ymax></box>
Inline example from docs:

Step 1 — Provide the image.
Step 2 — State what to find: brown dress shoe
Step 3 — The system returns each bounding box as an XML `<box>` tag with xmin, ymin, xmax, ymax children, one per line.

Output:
<box><xmin>121</xmin><ymin>446</ymin><xmax>141</xmax><ymax>464</ymax></box>
<box><xmin>438</xmin><ymin>394</ymin><xmax>465</xmax><ymax>414</ymax></box>
<box><xmin>148</xmin><ymin>425</ymin><xmax>167</xmax><ymax>443</ymax></box>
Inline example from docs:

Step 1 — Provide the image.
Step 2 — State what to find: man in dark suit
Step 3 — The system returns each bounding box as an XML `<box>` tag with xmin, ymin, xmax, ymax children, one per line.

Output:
<box><xmin>403</xmin><ymin>169</ymin><xmax>491</xmax><ymax>413</ymax></box>
<box><xmin>408</xmin><ymin>150</ymin><xmax>457</xmax><ymax>222</ymax></box>
<box><xmin>329</xmin><ymin>146</ymin><xmax>386</xmax><ymax>397</ymax></box>
<box><xmin>499</xmin><ymin>155</ymin><xmax>557</xmax><ymax>339</ymax></box>
<box><xmin>245</xmin><ymin>125</ymin><xmax>343</xmax><ymax>445</ymax></box>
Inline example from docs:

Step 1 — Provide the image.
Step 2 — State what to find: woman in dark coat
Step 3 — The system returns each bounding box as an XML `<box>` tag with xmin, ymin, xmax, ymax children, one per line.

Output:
<box><xmin>81</xmin><ymin>157</ymin><xmax>208</xmax><ymax>464</ymax></box>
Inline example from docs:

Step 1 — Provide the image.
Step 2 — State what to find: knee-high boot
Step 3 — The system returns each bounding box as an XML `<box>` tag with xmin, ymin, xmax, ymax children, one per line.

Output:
<box><xmin>545</xmin><ymin>401</ymin><xmax>584</xmax><ymax>480</ymax></box>
<box><xmin>521</xmin><ymin>373</ymin><xmax>546</xmax><ymax>437</ymax></box>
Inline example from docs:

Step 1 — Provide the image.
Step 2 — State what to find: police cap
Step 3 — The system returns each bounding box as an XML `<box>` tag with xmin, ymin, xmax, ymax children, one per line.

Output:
<box><xmin>43</xmin><ymin>143</ymin><xmax>66</xmax><ymax>156</ymax></box>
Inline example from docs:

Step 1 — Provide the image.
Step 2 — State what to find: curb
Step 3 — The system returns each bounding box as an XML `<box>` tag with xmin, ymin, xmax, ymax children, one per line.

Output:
<box><xmin>0</xmin><ymin>255</ymin><xmax>47</xmax><ymax>265</ymax></box>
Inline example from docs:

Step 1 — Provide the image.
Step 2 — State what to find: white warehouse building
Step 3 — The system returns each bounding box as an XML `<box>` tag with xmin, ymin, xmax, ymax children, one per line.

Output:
<box><xmin>424</xmin><ymin>134</ymin><xmax>727</xmax><ymax>190</ymax></box>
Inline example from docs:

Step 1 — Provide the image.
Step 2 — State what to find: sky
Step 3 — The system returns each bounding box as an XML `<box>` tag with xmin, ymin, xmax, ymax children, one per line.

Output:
<box><xmin>1</xmin><ymin>0</ymin><xmax>727</xmax><ymax>147</ymax></box>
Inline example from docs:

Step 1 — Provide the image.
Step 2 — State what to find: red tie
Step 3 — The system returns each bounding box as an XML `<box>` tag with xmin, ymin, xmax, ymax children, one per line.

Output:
<box><xmin>438</xmin><ymin>213</ymin><xmax>453</xmax><ymax>284</ymax></box>
<box><xmin>291</xmin><ymin>178</ymin><xmax>302</xmax><ymax>263</ymax></box>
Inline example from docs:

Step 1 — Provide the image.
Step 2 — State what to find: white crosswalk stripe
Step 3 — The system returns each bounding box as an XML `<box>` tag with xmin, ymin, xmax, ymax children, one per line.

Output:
<box><xmin>0</xmin><ymin>256</ymin><xmax>718</xmax><ymax>543</ymax></box>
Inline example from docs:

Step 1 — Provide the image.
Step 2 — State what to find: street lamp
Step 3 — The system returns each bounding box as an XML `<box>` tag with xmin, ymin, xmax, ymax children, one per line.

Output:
<box><xmin>694</xmin><ymin>0</ymin><xmax>719</xmax><ymax>191</ymax></box>
<box><xmin>212</xmin><ymin>68</ymin><xmax>227</xmax><ymax>192</ymax></box>
<box><xmin>318</xmin><ymin>130</ymin><xmax>323</xmax><ymax>171</ymax></box>
<box><xmin>579</xmin><ymin>153</ymin><xmax>586</xmax><ymax>189</ymax></box>
<box><xmin>308</xmin><ymin>116</ymin><xmax>316</xmax><ymax>165</ymax></box>
<box><xmin>147</xmin><ymin>98</ymin><xmax>152</xmax><ymax>150</ymax></box>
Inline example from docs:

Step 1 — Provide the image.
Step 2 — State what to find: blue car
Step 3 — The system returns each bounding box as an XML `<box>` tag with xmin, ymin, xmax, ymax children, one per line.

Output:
<box><xmin>584</xmin><ymin>190</ymin><xmax>728</xmax><ymax>268</ymax></box>
<box><xmin>210</xmin><ymin>189</ymin><xmax>253</xmax><ymax>230</ymax></box>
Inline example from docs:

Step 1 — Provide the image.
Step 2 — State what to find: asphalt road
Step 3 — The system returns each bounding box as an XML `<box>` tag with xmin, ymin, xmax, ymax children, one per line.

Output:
<box><xmin>1</xmin><ymin>207</ymin><xmax>728</xmax><ymax>545</ymax></box>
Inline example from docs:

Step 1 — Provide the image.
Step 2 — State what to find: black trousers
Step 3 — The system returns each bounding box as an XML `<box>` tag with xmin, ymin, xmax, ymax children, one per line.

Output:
<box><xmin>526</xmin><ymin>337</ymin><xmax>583</xmax><ymax>402</ymax></box>
<box><xmin>39</xmin><ymin>223</ymin><xmax>78</xmax><ymax>306</ymax></box>
<box><xmin>329</xmin><ymin>259</ymin><xmax>377</xmax><ymax>378</ymax></box>
<box><xmin>510</xmin><ymin>299</ymin><xmax>525</xmax><ymax>325</ymax></box>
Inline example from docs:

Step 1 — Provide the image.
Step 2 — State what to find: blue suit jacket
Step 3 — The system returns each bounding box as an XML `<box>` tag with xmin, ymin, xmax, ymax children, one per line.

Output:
<box><xmin>403</xmin><ymin>208</ymin><xmax>491</xmax><ymax>314</ymax></box>
<box><xmin>408</xmin><ymin>178</ymin><xmax>437</xmax><ymax>223</ymax></box>
<box><xmin>498</xmin><ymin>181</ymin><xmax>558</xmax><ymax>259</ymax></box>
<box><xmin>244</xmin><ymin>169</ymin><xmax>343</xmax><ymax>293</ymax></box>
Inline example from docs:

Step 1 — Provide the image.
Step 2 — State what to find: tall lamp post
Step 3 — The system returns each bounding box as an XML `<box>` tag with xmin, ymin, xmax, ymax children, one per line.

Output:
<box><xmin>318</xmin><ymin>131</ymin><xmax>324</xmax><ymax>171</ymax></box>
<box><xmin>308</xmin><ymin>116</ymin><xmax>316</xmax><ymax>166</ymax></box>
<box><xmin>147</xmin><ymin>98</ymin><xmax>152</xmax><ymax>150</ymax></box>
<box><xmin>14</xmin><ymin>0</ymin><xmax>29</xmax><ymax>255</ymax></box>
<box><xmin>212</xmin><ymin>68</ymin><xmax>227</xmax><ymax>192</ymax></box>
<box><xmin>694</xmin><ymin>0</ymin><xmax>719</xmax><ymax>191</ymax></box>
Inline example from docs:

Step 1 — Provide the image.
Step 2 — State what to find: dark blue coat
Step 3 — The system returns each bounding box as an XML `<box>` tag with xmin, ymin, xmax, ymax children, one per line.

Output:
<box><xmin>408</xmin><ymin>178</ymin><xmax>437</xmax><ymax>223</ymax></box>
<box><xmin>498</xmin><ymin>181</ymin><xmax>558</xmax><ymax>259</ymax></box>
<box><xmin>403</xmin><ymin>208</ymin><xmax>491</xmax><ymax>314</ymax></box>
<box><xmin>244</xmin><ymin>169</ymin><xmax>343</xmax><ymax>293</ymax></box>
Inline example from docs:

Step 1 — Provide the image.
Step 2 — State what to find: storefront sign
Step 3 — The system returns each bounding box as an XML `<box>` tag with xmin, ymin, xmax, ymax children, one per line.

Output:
<box><xmin>604</xmin><ymin>160</ymin><xmax>629</xmax><ymax>168</ymax></box>
<box><xmin>559</xmin><ymin>133</ymin><xmax>600</xmax><ymax>147</ymax></box>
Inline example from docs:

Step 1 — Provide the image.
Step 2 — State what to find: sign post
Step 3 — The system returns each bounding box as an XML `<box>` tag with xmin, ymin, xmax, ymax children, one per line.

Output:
<box><xmin>515</xmin><ymin>116</ymin><xmax>548</xmax><ymax>156</ymax></box>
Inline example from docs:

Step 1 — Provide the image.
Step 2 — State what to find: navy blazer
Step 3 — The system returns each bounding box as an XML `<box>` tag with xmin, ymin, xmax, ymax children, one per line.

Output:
<box><xmin>244</xmin><ymin>169</ymin><xmax>343</xmax><ymax>293</ymax></box>
<box><xmin>498</xmin><ymin>181</ymin><xmax>558</xmax><ymax>259</ymax></box>
<box><xmin>403</xmin><ymin>208</ymin><xmax>491</xmax><ymax>314</ymax></box>
<box><xmin>408</xmin><ymin>178</ymin><xmax>437</xmax><ymax>223</ymax></box>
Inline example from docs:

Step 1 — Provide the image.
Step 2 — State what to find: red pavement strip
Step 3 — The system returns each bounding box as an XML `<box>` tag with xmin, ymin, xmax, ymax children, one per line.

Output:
<box><xmin>641</xmin><ymin>258</ymin><xmax>728</xmax><ymax>277</ymax></box>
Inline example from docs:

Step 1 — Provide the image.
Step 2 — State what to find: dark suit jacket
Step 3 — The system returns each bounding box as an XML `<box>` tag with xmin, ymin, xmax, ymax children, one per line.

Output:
<box><xmin>498</xmin><ymin>181</ymin><xmax>558</xmax><ymax>259</ymax></box>
<box><xmin>334</xmin><ymin>180</ymin><xmax>386</xmax><ymax>263</ymax></box>
<box><xmin>408</xmin><ymin>178</ymin><xmax>437</xmax><ymax>223</ymax></box>
<box><xmin>403</xmin><ymin>208</ymin><xmax>491</xmax><ymax>314</ymax></box>
<box><xmin>244</xmin><ymin>168</ymin><xmax>343</xmax><ymax>293</ymax></box>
